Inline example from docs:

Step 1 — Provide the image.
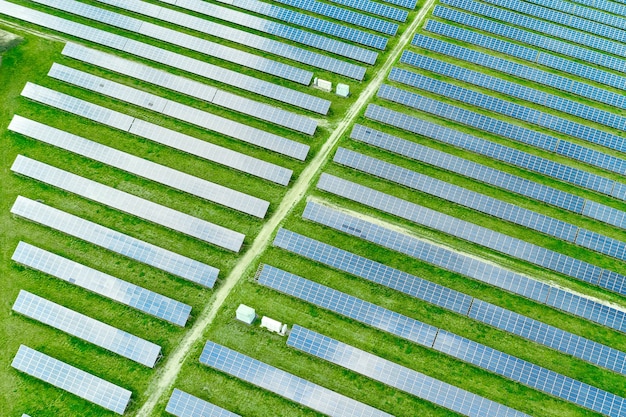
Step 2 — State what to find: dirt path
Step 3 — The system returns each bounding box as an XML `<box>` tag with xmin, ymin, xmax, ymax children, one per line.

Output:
<box><xmin>135</xmin><ymin>1</ymin><xmax>437</xmax><ymax>415</ymax></box>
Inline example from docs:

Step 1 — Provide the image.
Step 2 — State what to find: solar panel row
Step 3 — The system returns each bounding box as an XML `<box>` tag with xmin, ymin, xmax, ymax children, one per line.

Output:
<box><xmin>13</xmin><ymin>290</ymin><xmax>161</xmax><ymax>367</ymax></box>
<box><xmin>271</xmin><ymin>0</ymin><xmax>399</xmax><ymax>35</ymax></box>
<box><xmin>387</xmin><ymin>68</ymin><xmax>626</xmax><ymax>174</ymax></box>
<box><xmin>424</xmin><ymin>19</ymin><xmax>626</xmax><ymax>94</ymax></box>
<box><xmin>0</xmin><ymin>1</ymin><xmax>331</xmax><ymax>114</ymax></box>
<box><xmin>376</xmin><ymin>85</ymin><xmax>623</xmax><ymax>198</ymax></box>
<box><xmin>350</xmin><ymin>124</ymin><xmax>626</xmax><ymax>232</ymax></box>
<box><xmin>9</xmin><ymin>116</ymin><xmax>270</xmax><ymax>218</ymax></box>
<box><xmin>11</xmin><ymin>242</ymin><xmax>191</xmax><ymax>326</ymax></box>
<box><xmin>163</xmin><ymin>0</ymin><xmax>379</xmax><ymax>63</ymax></box>
<box><xmin>477</xmin><ymin>0</ymin><xmax>626</xmax><ymax>46</ymax></box>
<box><xmin>317</xmin><ymin>173</ymin><xmax>626</xmax><ymax>295</ymax></box>
<box><xmin>288</xmin><ymin>326</ymin><xmax>530</xmax><ymax>417</ymax></box>
<box><xmin>199</xmin><ymin>340</ymin><xmax>392</xmax><ymax>417</ymax></box>
<box><xmin>433</xmin><ymin>6</ymin><xmax>626</xmax><ymax>76</ymax></box>
<box><xmin>93</xmin><ymin>0</ymin><xmax>366</xmax><ymax>80</ymax></box>
<box><xmin>12</xmin><ymin>345</ymin><xmax>132</xmax><ymax>414</ymax></box>
<box><xmin>46</xmin><ymin>66</ymin><xmax>310</xmax><ymax>161</ymax></box>
<box><xmin>325</xmin><ymin>0</ymin><xmax>408</xmax><ymax>22</ymax></box>
<box><xmin>572</xmin><ymin>0</ymin><xmax>626</xmax><ymax>16</ymax></box>
<box><xmin>401</xmin><ymin>51</ymin><xmax>626</xmax><ymax>133</ymax></box>
<box><xmin>410</xmin><ymin>33</ymin><xmax>626</xmax><ymax>110</ymax></box>
<box><xmin>62</xmin><ymin>43</ymin><xmax>317</xmax><ymax>135</ymax></box>
<box><xmin>11</xmin><ymin>155</ymin><xmax>246</xmax><ymax>252</ymax></box>
<box><xmin>10</xmin><ymin>196</ymin><xmax>220</xmax><ymax>287</ymax></box>
<box><xmin>34</xmin><ymin>0</ymin><xmax>314</xmax><ymax>85</ymax></box>
<box><xmin>259</xmin><ymin>265</ymin><xmax>626</xmax><ymax>416</ymax></box>
<box><xmin>274</xmin><ymin>229</ymin><xmax>626</xmax><ymax>374</ymax></box>
<box><xmin>380</xmin><ymin>0</ymin><xmax>417</xmax><ymax>9</ymax></box>
<box><xmin>166</xmin><ymin>389</ymin><xmax>240</xmax><ymax>417</ymax></box>
<box><xmin>526</xmin><ymin>0</ymin><xmax>626</xmax><ymax>30</ymax></box>
<box><xmin>302</xmin><ymin>201</ymin><xmax>626</xmax><ymax>333</ymax></box>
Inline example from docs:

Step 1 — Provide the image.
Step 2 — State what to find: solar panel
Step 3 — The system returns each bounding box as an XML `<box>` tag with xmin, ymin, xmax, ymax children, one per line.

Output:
<box><xmin>46</xmin><ymin>67</ymin><xmax>310</xmax><ymax>161</ymax></box>
<box><xmin>166</xmin><ymin>389</ymin><xmax>240</xmax><ymax>417</ymax></box>
<box><xmin>11</xmin><ymin>155</ymin><xmax>245</xmax><ymax>252</ymax></box>
<box><xmin>61</xmin><ymin>43</ymin><xmax>318</xmax><ymax>135</ymax></box>
<box><xmin>0</xmin><ymin>1</ymin><xmax>330</xmax><ymax>114</ymax></box>
<box><xmin>273</xmin><ymin>228</ymin><xmax>474</xmax><ymax>315</ymax></box>
<box><xmin>334</xmin><ymin>147</ymin><xmax>579</xmax><ymax>242</ymax></box>
<box><xmin>271</xmin><ymin>0</ymin><xmax>398</xmax><ymax>35</ymax></box>
<box><xmin>11</xmin><ymin>241</ymin><xmax>191</xmax><ymax>326</ymax></box>
<box><xmin>9</xmin><ymin>116</ymin><xmax>270</xmax><ymax>218</ymax></box>
<box><xmin>34</xmin><ymin>0</ymin><xmax>314</xmax><ymax>85</ymax></box>
<box><xmin>381</xmin><ymin>0</ymin><xmax>416</xmax><ymax>8</ymax></box>
<box><xmin>288</xmin><ymin>326</ymin><xmax>530</xmax><ymax>417</ymax></box>
<box><xmin>410</xmin><ymin>33</ymin><xmax>626</xmax><ymax>110</ymax></box>
<box><xmin>274</xmin><ymin>229</ymin><xmax>626</xmax><ymax>374</ymax></box>
<box><xmin>199</xmin><ymin>341</ymin><xmax>392</xmax><ymax>417</ymax></box>
<box><xmin>377</xmin><ymin>84</ymin><xmax>621</xmax><ymax>196</ymax></box>
<box><xmin>257</xmin><ymin>264</ymin><xmax>439</xmax><ymax>345</ymax></box>
<box><xmin>424</xmin><ymin>19</ymin><xmax>626</xmax><ymax>92</ymax></box>
<box><xmin>10</xmin><ymin>196</ymin><xmax>219</xmax><ymax>287</ymax></box>
<box><xmin>11</xmin><ymin>345</ymin><xmax>132</xmax><ymax>414</ymax></box>
<box><xmin>571</xmin><ymin>0</ymin><xmax>626</xmax><ymax>17</ymax></box>
<box><xmin>13</xmin><ymin>290</ymin><xmax>161</xmax><ymax>367</ymax></box>
<box><xmin>526</xmin><ymin>0</ymin><xmax>626</xmax><ymax>30</ymax></box>
<box><xmin>325</xmin><ymin>0</ymin><xmax>408</xmax><ymax>21</ymax></box>
<box><xmin>301</xmin><ymin>201</ymin><xmax>626</xmax><ymax>332</ymax></box>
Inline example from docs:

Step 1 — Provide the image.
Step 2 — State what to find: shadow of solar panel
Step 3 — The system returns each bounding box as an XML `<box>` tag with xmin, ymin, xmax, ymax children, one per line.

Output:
<box><xmin>410</xmin><ymin>33</ymin><xmax>626</xmax><ymax>110</ymax></box>
<box><xmin>199</xmin><ymin>341</ymin><xmax>393</xmax><ymax>417</ymax></box>
<box><xmin>525</xmin><ymin>0</ymin><xmax>626</xmax><ymax>31</ymax></box>
<box><xmin>9</xmin><ymin>116</ymin><xmax>270</xmax><ymax>218</ymax></box>
<box><xmin>92</xmin><ymin>0</ymin><xmax>366</xmax><ymax>80</ymax></box>
<box><xmin>46</xmin><ymin>67</ymin><xmax>310</xmax><ymax>160</ymax></box>
<box><xmin>61</xmin><ymin>43</ymin><xmax>318</xmax><ymax>134</ymax></box>
<box><xmin>11</xmin><ymin>345</ymin><xmax>132</xmax><ymax>414</ymax></box>
<box><xmin>434</xmin><ymin>6</ymin><xmax>626</xmax><ymax>78</ymax></box>
<box><xmin>11</xmin><ymin>155</ymin><xmax>245</xmax><ymax>252</ymax></box>
<box><xmin>34</xmin><ymin>0</ymin><xmax>314</xmax><ymax>85</ymax></box>
<box><xmin>10</xmin><ymin>196</ymin><xmax>219</xmax><ymax>287</ymax></box>
<box><xmin>273</xmin><ymin>228</ymin><xmax>473</xmax><ymax>314</ymax></box>
<box><xmin>288</xmin><ymin>326</ymin><xmax>531</xmax><ymax>417</ymax></box>
<box><xmin>424</xmin><ymin>19</ymin><xmax>626</xmax><ymax>92</ymax></box>
<box><xmin>326</xmin><ymin>0</ymin><xmax>408</xmax><ymax>21</ymax></box>
<box><xmin>302</xmin><ymin>201</ymin><xmax>626</xmax><ymax>332</ymax></box>
<box><xmin>13</xmin><ymin>290</ymin><xmax>161</xmax><ymax>367</ymax></box>
<box><xmin>444</xmin><ymin>0</ymin><xmax>626</xmax><ymax>56</ymax></box>
<box><xmin>12</xmin><ymin>242</ymin><xmax>191</xmax><ymax>326</ymax></box>
<box><xmin>271</xmin><ymin>0</ymin><xmax>398</xmax><ymax>35</ymax></box>
<box><xmin>377</xmin><ymin>84</ymin><xmax>620</xmax><ymax>196</ymax></box>
<box><xmin>166</xmin><ymin>389</ymin><xmax>240</xmax><ymax>417</ymax></box>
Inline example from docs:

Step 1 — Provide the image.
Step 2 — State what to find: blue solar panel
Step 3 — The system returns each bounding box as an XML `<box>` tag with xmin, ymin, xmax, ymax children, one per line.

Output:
<box><xmin>433</xmin><ymin>331</ymin><xmax>626</xmax><ymax>417</ymax></box>
<box><xmin>302</xmin><ymin>201</ymin><xmax>626</xmax><ymax>332</ymax></box>
<box><xmin>226</xmin><ymin>0</ymin><xmax>388</xmax><ymax>50</ymax></box>
<box><xmin>271</xmin><ymin>0</ymin><xmax>399</xmax><ymax>35</ymax></box>
<box><xmin>410</xmin><ymin>33</ymin><xmax>626</xmax><ymax>110</ymax></box>
<box><xmin>571</xmin><ymin>0</ymin><xmax>626</xmax><ymax>17</ymax></box>
<box><xmin>525</xmin><ymin>0</ymin><xmax>626</xmax><ymax>31</ymax></box>
<box><xmin>257</xmin><ymin>264</ymin><xmax>439</xmax><ymax>345</ymax></box>
<box><xmin>377</xmin><ymin>84</ymin><xmax>620</xmax><ymax>196</ymax></box>
<box><xmin>326</xmin><ymin>0</ymin><xmax>408</xmax><ymax>21</ymax></box>
<box><xmin>199</xmin><ymin>340</ymin><xmax>392</xmax><ymax>417</ymax></box>
<box><xmin>424</xmin><ymin>19</ymin><xmax>626</xmax><ymax>92</ymax></box>
<box><xmin>380</xmin><ymin>0</ymin><xmax>416</xmax><ymax>8</ymax></box>
<box><xmin>273</xmin><ymin>228</ymin><xmax>474</xmax><ymax>314</ymax></box>
<box><xmin>334</xmin><ymin>147</ymin><xmax>579</xmax><ymax>242</ymax></box>
<box><xmin>288</xmin><ymin>326</ymin><xmax>531</xmax><ymax>417</ymax></box>
<box><xmin>166</xmin><ymin>389</ymin><xmax>240</xmax><ymax>417</ymax></box>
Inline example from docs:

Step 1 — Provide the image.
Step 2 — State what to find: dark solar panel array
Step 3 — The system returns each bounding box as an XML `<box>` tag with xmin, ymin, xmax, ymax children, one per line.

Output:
<box><xmin>260</xmin><ymin>265</ymin><xmax>626</xmax><ymax>416</ymax></box>
<box><xmin>325</xmin><ymin>0</ymin><xmax>408</xmax><ymax>21</ymax></box>
<box><xmin>166</xmin><ymin>389</ymin><xmax>240</xmax><ymax>417</ymax></box>
<box><xmin>410</xmin><ymin>34</ymin><xmax>626</xmax><ymax>110</ymax></box>
<box><xmin>387</xmin><ymin>69</ymin><xmax>626</xmax><ymax>175</ymax></box>
<box><xmin>401</xmin><ymin>51</ymin><xmax>626</xmax><ymax>132</ymax></box>
<box><xmin>274</xmin><ymin>229</ymin><xmax>626</xmax><ymax>374</ymax></box>
<box><xmin>199</xmin><ymin>340</ymin><xmax>393</xmax><ymax>417</ymax></box>
<box><xmin>271</xmin><ymin>0</ymin><xmax>399</xmax><ymax>35</ymax></box>
<box><xmin>351</xmin><ymin>123</ymin><xmax>626</xmax><ymax>231</ymax></box>
<box><xmin>302</xmin><ymin>201</ymin><xmax>626</xmax><ymax>333</ymax></box>
<box><xmin>288</xmin><ymin>326</ymin><xmax>531</xmax><ymax>417</ymax></box>
<box><xmin>10</xmin><ymin>196</ymin><xmax>220</xmax><ymax>287</ymax></box>
<box><xmin>433</xmin><ymin>6</ymin><xmax>626</xmax><ymax>76</ymax></box>
<box><xmin>424</xmin><ymin>19</ymin><xmax>626</xmax><ymax>92</ymax></box>
<box><xmin>375</xmin><ymin>86</ymin><xmax>623</xmax><ymax>198</ymax></box>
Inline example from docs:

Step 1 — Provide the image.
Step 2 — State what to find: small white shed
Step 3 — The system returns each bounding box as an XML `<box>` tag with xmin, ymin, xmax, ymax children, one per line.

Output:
<box><xmin>235</xmin><ymin>304</ymin><xmax>256</xmax><ymax>324</ymax></box>
<box><xmin>260</xmin><ymin>316</ymin><xmax>288</xmax><ymax>336</ymax></box>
